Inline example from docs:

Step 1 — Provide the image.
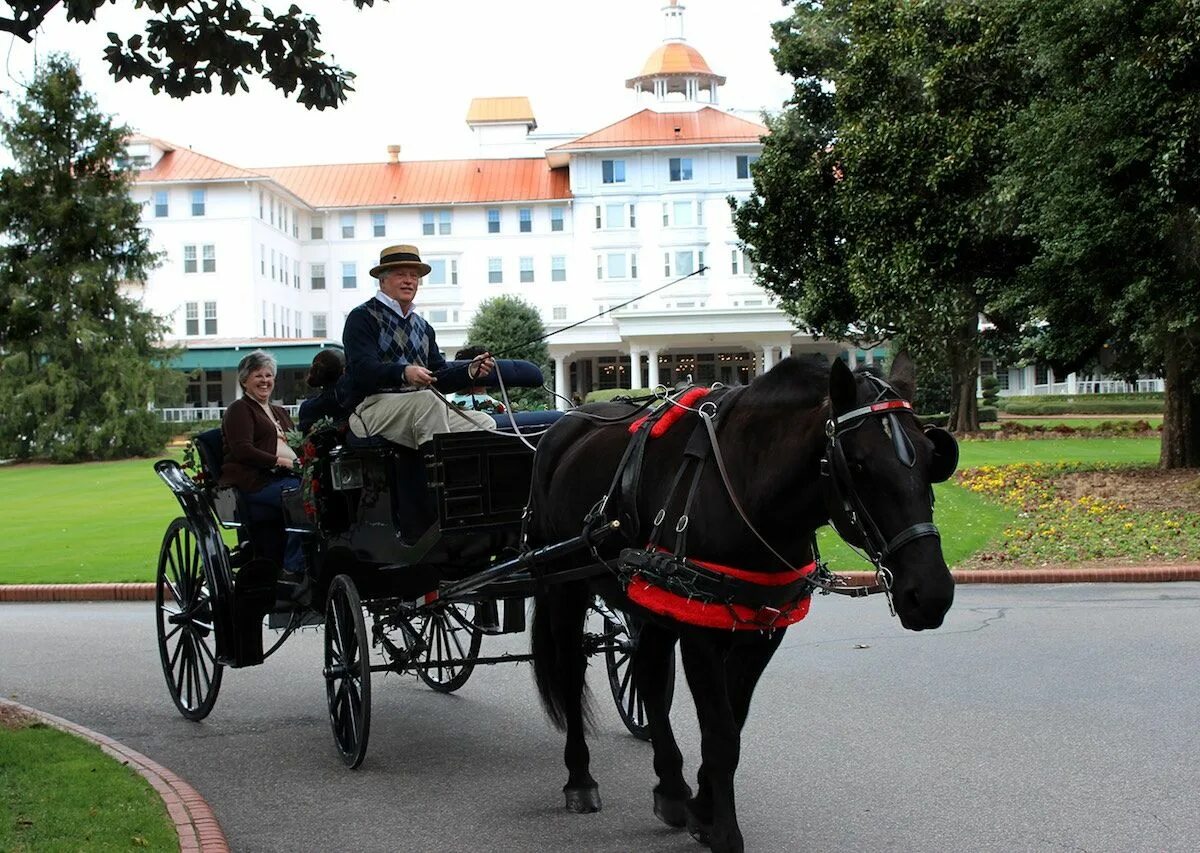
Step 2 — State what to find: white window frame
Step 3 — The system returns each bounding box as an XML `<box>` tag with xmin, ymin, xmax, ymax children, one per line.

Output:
<box><xmin>201</xmin><ymin>244</ymin><xmax>216</xmax><ymax>273</ymax></box>
<box><xmin>519</xmin><ymin>256</ymin><xmax>534</xmax><ymax>283</ymax></box>
<box><xmin>488</xmin><ymin>257</ymin><xmax>503</xmax><ymax>284</ymax></box>
<box><xmin>519</xmin><ymin>208</ymin><xmax>533</xmax><ymax>233</ymax></box>
<box><xmin>342</xmin><ymin>261</ymin><xmax>357</xmax><ymax>289</ymax></box>
<box><xmin>341</xmin><ymin>212</ymin><xmax>355</xmax><ymax>239</ymax></box>
<box><xmin>183</xmin><ymin>244</ymin><xmax>198</xmax><ymax>274</ymax></box>
<box><xmin>669</xmin><ymin>157</ymin><xmax>694</xmax><ymax>182</ymax></box>
<box><xmin>311</xmin><ymin>263</ymin><xmax>326</xmax><ymax>290</ymax></box>
<box><xmin>551</xmin><ymin>255</ymin><xmax>566</xmax><ymax>282</ymax></box>
<box><xmin>191</xmin><ymin>188</ymin><xmax>206</xmax><ymax>216</ymax></box>
<box><xmin>602</xmin><ymin>159</ymin><xmax>626</xmax><ymax>184</ymax></box>
<box><xmin>203</xmin><ymin>301</ymin><xmax>217</xmax><ymax>335</ymax></box>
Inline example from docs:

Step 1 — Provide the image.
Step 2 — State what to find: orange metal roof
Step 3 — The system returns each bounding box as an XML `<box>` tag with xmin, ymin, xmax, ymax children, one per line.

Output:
<box><xmin>256</xmin><ymin>159</ymin><xmax>571</xmax><ymax>208</ymax></box>
<box><xmin>551</xmin><ymin>108</ymin><xmax>765</xmax><ymax>152</ymax></box>
<box><xmin>466</xmin><ymin>96</ymin><xmax>536</xmax><ymax>126</ymax></box>
<box><xmin>130</xmin><ymin>138</ymin><xmax>261</xmax><ymax>183</ymax></box>
<box><xmin>632</xmin><ymin>43</ymin><xmax>720</xmax><ymax>80</ymax></box>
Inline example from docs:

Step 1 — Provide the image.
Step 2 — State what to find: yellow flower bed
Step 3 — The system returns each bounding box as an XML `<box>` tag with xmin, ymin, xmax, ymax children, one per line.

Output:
<box><xmin>958</xmin><ymin>463</ymin><xmax>1200</xmax><ymax>564</ymax></box>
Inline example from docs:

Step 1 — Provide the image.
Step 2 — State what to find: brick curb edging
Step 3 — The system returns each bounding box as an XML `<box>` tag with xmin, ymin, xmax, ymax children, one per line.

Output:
<box><xmin>2</xmin><ymin>565</ymin><xmax>1200</xmax><ymax>603</ymax></box>
<box><xmin>0</xmin><ymin>698</ymin><xmax>230</xmax><ymax>853</ymax></box>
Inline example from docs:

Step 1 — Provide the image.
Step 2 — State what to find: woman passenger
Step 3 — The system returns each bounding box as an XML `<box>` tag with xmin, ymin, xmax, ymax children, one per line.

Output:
<box><xmin>220</xmin><ymin>350</ymin><xmax>305</xmax><ymax>575</ymax></box>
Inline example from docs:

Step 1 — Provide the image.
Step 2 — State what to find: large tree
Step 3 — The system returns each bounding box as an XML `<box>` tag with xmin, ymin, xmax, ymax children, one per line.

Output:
<box><xmin>465</xmin><ymin>295</ymin><xmax>551</xmax><ymax>411</ymax></box>
<box><xmin>1</xmin><ymin>0</ymin><xmax>380</xmax><ymax>109</ymax></box>
<box><xmin>733</xmin><ymin>0</ymin><xmax>1031</xmax><ymax>432</ymax></box>
<box><xmin>999</xmin><ymin>0</ymin><xmax>1200</xmax><ymax>467</ymax></box>
<box><xmin>0</xmin><ymin>54</ymin><xmax>181</xmax><ymax>462</ymax></box>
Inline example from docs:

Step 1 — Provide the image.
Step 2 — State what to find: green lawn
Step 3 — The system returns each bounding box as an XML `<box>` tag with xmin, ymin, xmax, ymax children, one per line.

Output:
<box><xmin>0</xmin><ymin>720</ymin><xmax>178</xmax><ymax>852</ymax></box>
<box><xmin>958</xmin><ymin>437</ymin><xmax>1160</xmax><ymax>467</ymax></box>
<box><xmin>0</xmin><ymin>454</ymin><xmax>181</xmax><ymax>584</ymax></box>
<box><xmin>0</xmin><ymin>435</ymin><xmax>1165</xmax><ymax>584</ymax></box>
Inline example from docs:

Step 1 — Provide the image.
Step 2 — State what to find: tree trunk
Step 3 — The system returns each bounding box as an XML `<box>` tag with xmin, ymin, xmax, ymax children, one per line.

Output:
<box><xmin>947</xmin><ymin>325</ymin><xmax>980</xmax><ymax>434</ymax></box>
<box><xmin>1160</xmin><ymin>338</ymin><xmax>1200</xmax><ymax>468</ymax></box>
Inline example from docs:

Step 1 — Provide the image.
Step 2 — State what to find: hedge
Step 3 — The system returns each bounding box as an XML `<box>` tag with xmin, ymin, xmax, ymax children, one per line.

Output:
<box><xmin>998</xmin><ymin>397</ymin><xmax>1163</xmax><ymax>415</ymax></box>
<box><xmin>585</xmin><ymin>388</ymin><xmax>657</xmax><ymax>403</ymax></box>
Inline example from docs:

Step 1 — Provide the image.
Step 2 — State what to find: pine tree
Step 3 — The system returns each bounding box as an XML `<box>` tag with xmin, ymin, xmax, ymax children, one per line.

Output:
<box><xmin>0</xmin><ymin>54</ymin><xmax>181</xmax><ymax>462</ymax></box>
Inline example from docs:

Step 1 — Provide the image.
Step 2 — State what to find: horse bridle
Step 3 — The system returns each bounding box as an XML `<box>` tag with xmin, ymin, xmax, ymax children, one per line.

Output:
<box><xmin>820</xmin><ymin>389</ymin><xmax>943</xmax><ymax>607</ymax></box>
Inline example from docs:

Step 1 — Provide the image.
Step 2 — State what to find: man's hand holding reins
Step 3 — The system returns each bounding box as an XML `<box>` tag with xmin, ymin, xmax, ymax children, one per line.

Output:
<box><xmin>404</xmin><ymin>364</ymin><xmax>436</xmax><ymax>387</ymax></box>
<box><xmin>468</xmin><ymin>353</ymin><xmax>495</xmax><ymax>382</ymax></box>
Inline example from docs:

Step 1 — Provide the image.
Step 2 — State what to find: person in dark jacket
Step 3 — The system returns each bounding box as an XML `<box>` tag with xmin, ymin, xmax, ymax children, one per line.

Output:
<box><xmin>342</xmin><ymin>244</ymin><xmax>496</xmax><ymax>448</ymax></box>
<box><xmin>219</xmin><ymin>350</ymin><xmax>304</xmax><ymax>575</ymax></box>
<box><xmin>297</xmin><ymin>347</ymin><xmax>350</xmax><ymax>432</ymax></box>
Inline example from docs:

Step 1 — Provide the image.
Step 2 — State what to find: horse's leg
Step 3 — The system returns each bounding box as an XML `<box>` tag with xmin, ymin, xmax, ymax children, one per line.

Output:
<box><xmin>633</xmin><ymin>621</ymin><xmax>692</xmax><ymax>827</ymax></box>
<box><xmin>533</xmin><ymin>579</ymin><xmax>602</xmax><ymax>812</ymax></box>
<box><xmin>679</xmin><ymin>631</ymin><xmax>746</xmax><ymax>853</ymax></box>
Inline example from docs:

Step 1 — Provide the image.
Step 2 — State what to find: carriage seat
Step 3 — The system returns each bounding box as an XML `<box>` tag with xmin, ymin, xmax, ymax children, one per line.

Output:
<box><xmin>190</xmin><ymin>428</ymin><xmax>285</xmax><ymax>526</ymax></box>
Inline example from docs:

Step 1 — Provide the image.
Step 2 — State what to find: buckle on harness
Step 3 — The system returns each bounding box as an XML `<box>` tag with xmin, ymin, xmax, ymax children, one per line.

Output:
<box><xmin>754</xmin><ymin>605</ymin><xmax>784</xmax><ymax>628</ymax></box>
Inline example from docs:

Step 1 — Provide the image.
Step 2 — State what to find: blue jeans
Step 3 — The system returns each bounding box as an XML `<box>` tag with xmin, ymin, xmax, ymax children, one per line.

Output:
<box><xmin>244</xmin><ymin>475</ymin><xmax>305</xmax><ymax>575</ymax></box>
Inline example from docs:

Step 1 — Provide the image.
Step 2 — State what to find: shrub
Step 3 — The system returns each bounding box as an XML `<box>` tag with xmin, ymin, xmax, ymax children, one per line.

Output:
<box><xmin>980</xmin><ymin>376</ymin><xmax>1000</xmax><ymax>408</ymax></box>
<box><xmin>978</xmin><ymin>406</ymin><xmax>998</xmax><ymax>423</ymax></box>
<box><xmin>585</xmin><ymin>388</ymin><xmax>656</xmax><ymax>404</ymax></box>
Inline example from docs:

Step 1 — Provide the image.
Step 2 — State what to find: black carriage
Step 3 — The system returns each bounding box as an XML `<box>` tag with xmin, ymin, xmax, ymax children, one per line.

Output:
<box><xmin>153</xmin><ymin>372</ymin><xmax>658</xmax><ymax>768</ymax></box>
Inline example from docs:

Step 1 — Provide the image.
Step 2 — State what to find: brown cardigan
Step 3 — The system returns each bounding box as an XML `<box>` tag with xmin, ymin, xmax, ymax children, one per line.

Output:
<box><xmin>219</xmin><ymin>396</ymin><xmax>296</xmax><ymax>493</ymax></box>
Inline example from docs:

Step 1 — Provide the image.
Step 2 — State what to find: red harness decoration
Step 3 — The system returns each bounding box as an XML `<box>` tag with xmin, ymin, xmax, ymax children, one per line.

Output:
<box><xmin>628</xmin><ymin>387</ymin><xmax>711</xmax><ymax>437</ymax></box>
<box><xmin>626</xmin><ymin>549</ymin><xmax>818</xmax><ymax>631</ymax></box>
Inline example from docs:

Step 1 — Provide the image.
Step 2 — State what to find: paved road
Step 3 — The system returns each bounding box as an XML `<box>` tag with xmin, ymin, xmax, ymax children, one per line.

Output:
<box><xmin>2</xmin><ymin>584</ymin><xmax>1198</xmax><ymax>852</ymax></box>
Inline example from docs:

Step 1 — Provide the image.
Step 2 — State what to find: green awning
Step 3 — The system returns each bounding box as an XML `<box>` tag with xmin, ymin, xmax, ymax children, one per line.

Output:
<box><xmin>166</xmin><ymin>342</ymin><xmax>343</xmax><ymax>371</ymax></box>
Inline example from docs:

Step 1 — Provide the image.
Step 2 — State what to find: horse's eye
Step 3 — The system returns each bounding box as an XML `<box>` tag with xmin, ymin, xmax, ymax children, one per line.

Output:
<box><xmin>851</xmin><ymin>461</ymin><xmax>865</xmax><ymax>475</ymax></box>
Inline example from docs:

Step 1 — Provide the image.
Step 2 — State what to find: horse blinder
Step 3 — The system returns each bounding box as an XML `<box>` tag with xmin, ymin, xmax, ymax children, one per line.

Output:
<box><xmin>924</xmin><ymin>426</ymin><xmax>959</xmax><ymax>484</ymax></box>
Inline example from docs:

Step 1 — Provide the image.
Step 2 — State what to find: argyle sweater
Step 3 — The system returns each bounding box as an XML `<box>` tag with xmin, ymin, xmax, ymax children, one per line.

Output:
<box><xmin>342</xmin><ymin>297</ymin><xmax>446</xmax><ymax>408</ymax></box>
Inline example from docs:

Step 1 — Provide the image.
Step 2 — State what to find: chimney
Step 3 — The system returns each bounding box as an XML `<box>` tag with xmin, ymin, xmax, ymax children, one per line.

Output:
<box><xmin>386</xmin><ymin>144</ymin><xmax>401</xmax><ymax>164</ymax></box>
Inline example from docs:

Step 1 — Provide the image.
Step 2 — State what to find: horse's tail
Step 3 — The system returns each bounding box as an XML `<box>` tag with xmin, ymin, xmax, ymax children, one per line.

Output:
<box><xmin>531</xmin><ymin>579</ymin><xmax>594</xmax><ymax>732</ymax></box>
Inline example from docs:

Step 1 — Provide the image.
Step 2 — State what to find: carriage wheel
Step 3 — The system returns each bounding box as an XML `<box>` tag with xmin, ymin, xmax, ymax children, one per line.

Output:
<box><xmin>156</xmin><ymin>517</ymin><xmax>224</xmax><ymax>721</ymax></box>
<box><xmin>602</xmin><ymin>605</ymin><xmax>674</xmax><ymax>742</ymax></box>
<box><xmin>324</xmin><ymin>574</ymin><xmax>371</xmax><ymax>769</ymax></box>
<box><xmin>411</xmin><ymin>602</ymin><xmax>483</xmax><ymax>694</ymax></box>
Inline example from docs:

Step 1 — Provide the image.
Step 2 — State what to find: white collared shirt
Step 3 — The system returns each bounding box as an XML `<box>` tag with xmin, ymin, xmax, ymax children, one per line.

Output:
<box><xmin>374</xmin><ymin>290</ymin><xmax>416</xmax><ymax>319</ymax></box>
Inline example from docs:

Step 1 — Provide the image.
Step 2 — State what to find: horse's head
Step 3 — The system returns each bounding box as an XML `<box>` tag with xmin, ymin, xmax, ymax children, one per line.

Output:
<box><xmin>823</xmin><ymin>353</ymin><xmax>957</xmax><ymax>630</ymax></box>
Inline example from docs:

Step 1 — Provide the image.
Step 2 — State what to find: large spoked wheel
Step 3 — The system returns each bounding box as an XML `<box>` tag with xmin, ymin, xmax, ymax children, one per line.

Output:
<box><xmin>156</xmin><ymin>517</ymin><xmax>224</xmax><ymax>721</ymax></box>
<box><xmin>324</xmin><ymin>574</ymin><xmax>371</xmax><ymax>769</ymax></box>
<box><xmin>411</xmin><ymin>602</ymin><xmax>483</xmax><ymax>694</ymax></box>
<box><xmin>602</xmin><ymin>604</ymin><xmax>674</xmax><ymax>741</ymax></box>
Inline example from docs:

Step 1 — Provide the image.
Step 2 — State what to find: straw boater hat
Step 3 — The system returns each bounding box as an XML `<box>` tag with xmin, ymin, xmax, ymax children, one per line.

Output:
<box><xmin>370</xmin><ymin>244</ymin><xmax>431</xmax><ymax>279</ymax></box>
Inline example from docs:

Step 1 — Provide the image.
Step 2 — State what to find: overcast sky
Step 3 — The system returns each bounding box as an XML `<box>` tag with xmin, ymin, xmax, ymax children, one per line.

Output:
<box><xmin>0</xmin><ymin>0</ymin><xmax>797</xmax><ymax>168</ymax></box>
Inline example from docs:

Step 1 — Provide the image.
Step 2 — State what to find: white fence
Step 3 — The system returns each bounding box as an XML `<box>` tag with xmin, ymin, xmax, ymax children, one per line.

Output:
<box><xmin>157</xmin><ymin>405</ymin><xmax>301</xmax><ymax>423</ymax></box>
<box><xmin>1011</xmin><ymin>378</ymin><xmax>1164</xmax><ymax>397</ymax></box>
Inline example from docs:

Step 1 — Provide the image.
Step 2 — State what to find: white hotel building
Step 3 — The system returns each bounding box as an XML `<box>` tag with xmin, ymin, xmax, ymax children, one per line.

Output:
<box><xmin>124</xmin><ymin>1</ymin><xmax>884</xmax><ymax>414</ymax></box>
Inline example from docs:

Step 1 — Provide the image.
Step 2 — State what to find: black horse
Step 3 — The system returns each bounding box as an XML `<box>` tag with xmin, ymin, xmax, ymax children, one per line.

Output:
<box><xmin>528</xmin><ymin>353</ymin><xmax>958</xmax><ymax>853</ymax></box>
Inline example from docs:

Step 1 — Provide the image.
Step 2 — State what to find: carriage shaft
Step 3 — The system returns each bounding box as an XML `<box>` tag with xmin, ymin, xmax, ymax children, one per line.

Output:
<box><xmin>433</xmin><ymin>520</ymin><xmax>621</xmax><ymax>604</ymax></box>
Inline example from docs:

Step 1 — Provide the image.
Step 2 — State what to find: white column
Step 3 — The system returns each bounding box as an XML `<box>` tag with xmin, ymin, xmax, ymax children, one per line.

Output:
<box><xmin>591</xmin><ymin>357</ymin><xmax>600</xmax><ymax>389</ymax></box>
<box><xmin>628</xmin><ymin>345</ymin><xmax>641</xmax><ymax>389</ymax></box>
<box><xmin>864</xmin><ymin>348</ymin><xmax>875</xmax><ymax>366</ymax></box>
<box><xmin>647</xmin><ymin>348</ymin><xmax>661</xmax><ymax>389</ymax></box>
<box><xmin>554</xmin><ymin>355</ymin><xmax>568</xmax><ymax>411</ymax></box>
<box><xmin>780</xmin><ymin>343</ymin><xmax>792</xmax><ymax>360</ymax></box>
<box><xmin>761</xmin><ymin>345</ymin><xmax>776</xmax><ymax>375</ymax></box>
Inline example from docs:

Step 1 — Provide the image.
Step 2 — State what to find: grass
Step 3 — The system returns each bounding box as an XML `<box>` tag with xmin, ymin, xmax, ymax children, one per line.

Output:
<box><xmin>0</xmin><ymin>435</ymin><xmax>1167</xmax><ymax>583</ymax></box>
<box><xmin>957</xmin><ymin>437</ymin><xmax>1160</xmax><ymax>467</ymax></box>
<box><xmin>0</xmin><ymin>717</ymin><xmax>178</xmax><ymax>852</ymax></box>
<box><xmin>0</xmin><ymin>454</ymin><xmax>181</xmax><ymax>584</ymax></box>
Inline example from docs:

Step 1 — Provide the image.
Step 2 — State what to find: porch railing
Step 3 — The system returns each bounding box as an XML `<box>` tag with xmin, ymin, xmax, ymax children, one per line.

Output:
<box><xmin>156</xmin><ymin>404</ymin><xmax>301</xmax><ymax>423</ymax></box>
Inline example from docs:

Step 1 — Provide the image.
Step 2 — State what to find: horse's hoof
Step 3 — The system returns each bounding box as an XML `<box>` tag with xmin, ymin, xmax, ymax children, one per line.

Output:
<box><xmin>686</xmin><ymin>815</ymin><xmax>712</xmax><ymax>846</ymax></box>
<box><xmin>653</xmin><ymin>791</ymin><xmax>689</xmax><ymax>828</ymax></box>
<box><xmin>564</xmin><ymin>786</ymin><xmax>602</xmax><ymax>813</ymax></box>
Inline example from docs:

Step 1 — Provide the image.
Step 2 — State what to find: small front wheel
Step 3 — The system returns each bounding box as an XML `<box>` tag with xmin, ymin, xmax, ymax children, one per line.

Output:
<box><xmin>411</xmin><ymin>602</ymin><xmax>482</xmax><ymax>693</ymax></box>
<box><xmin>324</xmin><ymin>574</ymin><xmax>371</xmax><ymax>769</ymax></box>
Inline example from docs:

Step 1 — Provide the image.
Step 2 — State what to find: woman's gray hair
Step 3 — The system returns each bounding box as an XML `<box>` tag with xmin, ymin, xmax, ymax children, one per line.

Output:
<box><xmin>237</xmin><ymin>349</ymin><xmax>277</xmax><ymax>387</ymax></box>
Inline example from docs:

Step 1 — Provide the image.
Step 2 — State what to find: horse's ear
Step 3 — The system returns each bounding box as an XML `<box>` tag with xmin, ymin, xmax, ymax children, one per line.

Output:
<box><xmin>829</xmin><ymin>356</ymin><xmax>858</xmax><ymax>415</ymax></box>
<box><xmin>888</xmin><ymin>351</ymin><xmax>917</xmax><ymax>401</ymax></box>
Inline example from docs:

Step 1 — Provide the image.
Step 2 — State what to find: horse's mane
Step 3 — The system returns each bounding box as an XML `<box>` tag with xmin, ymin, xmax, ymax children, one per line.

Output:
<box><xmin>743</xmin><ymin>355</ymin><xmax>830</xmax><ymax>410</ymax></box>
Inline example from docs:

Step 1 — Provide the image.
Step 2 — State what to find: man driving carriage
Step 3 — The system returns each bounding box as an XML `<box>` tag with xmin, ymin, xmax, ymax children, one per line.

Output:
<box><xmin>342</xmin><ymin>244</ymin><xmax>497</xmax><ymax>449</ymax></box>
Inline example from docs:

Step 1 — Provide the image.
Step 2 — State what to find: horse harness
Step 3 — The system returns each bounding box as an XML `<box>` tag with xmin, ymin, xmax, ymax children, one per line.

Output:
<box><xmin>580</xmin><ymin>376</ymin><xmax>958</xmax><ymax>629</ymax></box>
<box><xmin>580</xmin><ymin>385</ymin><xmax>854</xmax><ymax>630</ymax></box>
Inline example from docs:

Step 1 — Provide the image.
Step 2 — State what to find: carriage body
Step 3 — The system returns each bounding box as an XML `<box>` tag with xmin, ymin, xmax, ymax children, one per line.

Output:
<box><xmin>152</xmin><ymin>369</ymin><xmax>647</xmax><ymax>765</ymax></box>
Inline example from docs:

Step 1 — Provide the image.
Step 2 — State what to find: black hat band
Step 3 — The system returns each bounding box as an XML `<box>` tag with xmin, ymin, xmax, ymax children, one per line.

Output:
<box><xmin>380</xmin><ymin>251</ymin><xmax>422</xmax><ymax>265</ymax></box>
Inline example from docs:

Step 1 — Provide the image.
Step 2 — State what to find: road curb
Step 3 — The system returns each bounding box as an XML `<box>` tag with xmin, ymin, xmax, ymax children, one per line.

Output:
<box><xmin>2</xmin><ymin>565</ymin><xmax>1200</xmax><ymax>602</ymax></box>
<box><xmin>0</xmin><ymin>698</ymin><xmax>230</xmax><ymax>853</ymax></box>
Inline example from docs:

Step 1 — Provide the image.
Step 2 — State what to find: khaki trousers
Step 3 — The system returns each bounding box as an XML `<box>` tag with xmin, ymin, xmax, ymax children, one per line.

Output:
<box><xmin>350</xmin><ymin>391</ymin><xmax>496</xmax><ymax>448</ymax></box>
